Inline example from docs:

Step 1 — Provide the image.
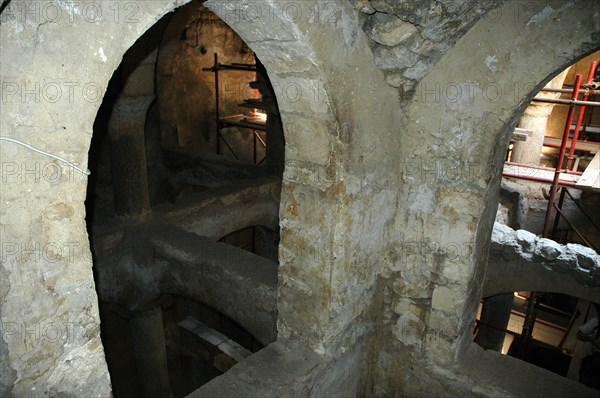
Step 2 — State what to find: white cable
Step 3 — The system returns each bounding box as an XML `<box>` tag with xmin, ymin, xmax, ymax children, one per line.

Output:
<box><xmin>0</xmin><ymin>136</ymin><xmax>91</xmax><ymax>176</ymax></box>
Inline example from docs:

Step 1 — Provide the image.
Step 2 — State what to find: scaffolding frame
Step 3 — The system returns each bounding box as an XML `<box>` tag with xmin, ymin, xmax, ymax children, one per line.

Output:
<box><xmin>203</xmin><ymin>53</ymin><xmax>267</xmax><ymax>164</ymax></box>
<box><xmin>503</xmin><ymin>61</ymin><xmax>600</xmax><ymax>248</ymax></box>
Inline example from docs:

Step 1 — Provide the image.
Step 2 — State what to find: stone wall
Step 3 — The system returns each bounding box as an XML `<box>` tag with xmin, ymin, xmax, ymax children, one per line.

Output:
<box><xmin>365</xmin><ymin>0</ymin><xmax>600</xmax><ymax>395</ymax></box>
<box><xmin>0</xmin><ymin>1</ymin><xmax>191</xmax><ymax>394</ymax></box>
<box><xmin>353</xmin><ymin>0</ymin><xmax>499</xmax><ymax>98</ymax></box>
<box><xmin>1</xmin><ymin>0</ymin><xmax>600</xmax><ymax>396</ymax></box>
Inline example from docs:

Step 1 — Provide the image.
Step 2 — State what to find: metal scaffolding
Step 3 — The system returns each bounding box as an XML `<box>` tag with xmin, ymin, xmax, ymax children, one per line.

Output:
<box><xmin>203</xmin><ymin>53</ymin><xmax>267</xmax><ymax>164</ymax></box>
<box><xmin>503</xmin><ymin>60</ymin><xmax>600</xmax><ymax>250</ymax></box>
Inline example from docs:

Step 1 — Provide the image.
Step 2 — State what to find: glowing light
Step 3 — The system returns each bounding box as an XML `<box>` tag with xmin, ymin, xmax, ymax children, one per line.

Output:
<box><xmin>251</xmin><ymin>110</ymin><xmax>267</xmax><ymax>122</ymax></box>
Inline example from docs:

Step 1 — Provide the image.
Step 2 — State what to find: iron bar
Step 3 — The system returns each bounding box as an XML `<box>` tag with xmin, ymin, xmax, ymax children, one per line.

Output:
<box><xmin>475</xmin><ymin>319</ymin><xmax>520</xmax><ymax>336</ymax></box>
<box><xmin>563</xmin><ymin>83</ymin><xmax>600</xmax><ymax>90</ymax></box>
<box><xmin>563</xmin><ymin>188</ymin><xmax>600</xmax><ymax>233</ymax></box>
<box><xmin>253</xmin><ymin>131</ymin><xmax>266</xmax><ymax>147</ymax></box>
<box><xmin>253</xmin><ymin>129</ymin><xmax>257</xmax><ymax>164</ymax></box>
<box><xmin>214</xmin><ymin>53</ymin><xmax>221</xmax><ymax>155</ymax></box>
<box><xmin>557</xmin><ymin>310</ymin><xmax>580</xmax><ymax>350</ymax></box>
<box><xmin>551</xmin><ymin>188</ymin><xmax>567</xmax><ymax>239</ymax></box>
<box><xmin>567</xmin><ymin>61</ymin><xmax>598</xmax><ymax>170</ymax></box>
<box><xmin>532</xmin><ymin>97</ymin><xmax>600</xmax><ymax>107</ymax></box>
<box><xmin>543</xmin><ymin>137</ymin><xmax>600</xmax><ymax>154</ymax></box>
<box><xmin>519</xmin><ymin>292</ymin><xmax>540</xmax><ymax>359</ymax></box>
<box><xmin>501</xmin><ymin>172</ymin><xmax>579</xmax><ymax>187</ymax></box>
<box><xmin>552</xmin><ymin>203</ymin><xmax>597</xmax><ymax>250</ymax></box>
<box><xmin>510</xmin><ymin>309</ymin><xmax>569</xmax><ymax>332</ymax></box>
<box><xmin>541</xmin><ymin>88</ymin><xmax>600</xmax><ymax>95</ymax></box>
<box><xmin>537</xmin><ymin>302</ymin><xmax>573</xmax><ymax>319</ymax></box>
<box><xmin>504</xmin><ymin>161</ymin><xmax>583</xmax><ymax>175</ymax></box>
<box><xmin>219</xmin><ymin>134</ymin><xmax>240</xmax><ymax>160</ymax></box>
<box><xmin>542</xmin><ymin>74</ymin><xmax>583</xmax><ymax>238</ymax></box>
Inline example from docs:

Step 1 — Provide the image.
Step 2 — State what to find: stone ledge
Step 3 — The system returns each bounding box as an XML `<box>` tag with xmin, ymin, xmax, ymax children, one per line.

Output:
<box><xmin>186</xmin><ymin>338</ymin><xmax>325</xmax><ymax>398</ymax></box>
<box><xmin>450</xmin><ymin>343</ymin><xmax>600</xmax><ymax>398</ymax></box>
<box><xmin>490</xmin><ymin>222</ymin><xmax>600</xmax><ymax>288</ymax></box>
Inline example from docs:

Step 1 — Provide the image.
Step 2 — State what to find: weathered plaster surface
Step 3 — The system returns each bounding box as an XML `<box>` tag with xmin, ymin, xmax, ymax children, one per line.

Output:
<box><xmin>204</xmin><ymin>0</ymin><xmax>403</xmax><ymax>358</ymax></box>
<box><xmin>370</xmin><ymin>0</ymin><xmax>600</xmax><ymax>394</ymax></box>
<box><xmin>1</xmin><ymin>0</ymin><xmax>599</xmax><ymax>396</ymax></box>
<box><xmin>0</xmin><ymin>1</ymin><xmax>192</xmax><ymax>394</ymax></box>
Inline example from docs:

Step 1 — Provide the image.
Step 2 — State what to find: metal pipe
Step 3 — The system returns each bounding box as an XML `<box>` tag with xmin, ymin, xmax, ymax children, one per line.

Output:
<box><xmin>532</xmin><ymin>97</ymin><xmax>600</xmax><ymax>107</ymax></box>
<box><xmin>567</xmin><ymin>61</ymin><xmax>597</xmax><ymax>170</ymax></box>
<box><xmin>563</xmin><ymin>188</ymin><xmax>600</xmax><ymax>233</ymax></box>
<box><xmin>475</xmin><ymin>319</ymin><xmax>520</xmax><ymax>336</ymax></box>
<box><xmin>541</xmin><ymin>88</ymin><xmax>600</xmax><ymax>95</ymax></box>
<box><xmin>254</xmin><ymin>131</ymin><xmax>266</xmax><ymax>147</ymax></box>
<box><xmin>537</xmin><ymin>302</ymin><xmax>573</xmax><ymax>318</ymax></box>
<box><xmin>214</xmin><ymin>53</ymin><xmax>221</xmax><ymax>155</ymax></box>
<box><xmin>519</xmin><ymin>292</ymin><xmax>539</xmax><ymax>359</ymax></box>
<box><xmin>542</xmin><ymin>74</ymin><xmax>583</xmax><ymax>238</ymax></box>
<box><xmin>553</xmin><ymin>203</ymin><xmax>597</xmax><ymax>250</ymax></box>
<box><xmin>253</xmin><ymin>129</ymin><xmax>257</xmax><ymax>164</ymax></box>
<box><xmin>557</xmin><ymin>309</ymin><xmax>580</xmax><ymax>350</ymax></box>
<box><xmin>551</xmin><ymin>188</ymin><xmax>567</xmax><ymax>239</ymax></box>
<box><xmin>501</xmin><ymin>172</ymin><xmax>579</xmax><ymax>187</ymax></box>
<box><xmin>510</xmin><ymin>309</ymin><xmax>569</xmax><ymax>332</ymax></box>
<box><xmin>504</xmin><ymin>162</ymin><xmax>583</xmax><ymax>175</ymax></box>
<box><xmin>542</xmin><ymin>137</ymin><xmax>600</xmax><ymax>154</ymax></box>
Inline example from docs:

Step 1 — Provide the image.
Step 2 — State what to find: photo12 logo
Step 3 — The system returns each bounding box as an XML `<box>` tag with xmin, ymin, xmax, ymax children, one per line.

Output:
<box><xmin>1</xmin><ymin>81</ymin><xmax>102</xmax><ymax>104</ymax></box>
<box><xmin>1</xmin><ymin>161</ymin><xmax>85</xmax><ymax>185</ymax></box>
<box><xmin>0</xmin><ymin>2</ymin><xmax>141</xmax><ymax>25</ymax></box>
<box><xmin>412</xmin><ymin>81</ymin><xmax>539</xmax><ymax>105</ymax></box>
<box><xmin>211</xmin><ymin>1</ymin><xmax>340</xmax><ymax>25</ymax></box>
<box><xmin>1</xmin><ymin>241</ymin><xmax>91</xmax><ymax>264</ymax></box>
<box><xmin>3</xmin><ymin>321</ymin><xmax>98</xmax><ymax>347</ymax></box>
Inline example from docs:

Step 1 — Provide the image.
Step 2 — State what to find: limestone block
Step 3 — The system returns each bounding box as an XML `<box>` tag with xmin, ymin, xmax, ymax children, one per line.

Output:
<box><xmin>392</xmin><ymin>298</ymin><xmax>424</xmax><ymax>317</ymax></box>
<box><xmin>552</xmin><ymin>252</ymin><xmax>577</xmax><ymax>273</ymax></box>
<box><xmin>367</xmin><ymin>14</ymin><xmax>418</xmax><ymax>46</ymax></box>
<box><xmin>491</xmin><ymin>222</ymin><xmax>515</xmax><ymax>244</ymax></box>
<box><xmin>514</xmin><ymin>229</ymin><xmax>536</xmax><ymax>252</ymax></box>
<box><xmin>431</xmin><ymin>285</ymin><xmax>458</xmax><ymax>313</ymax></box>
<box><xmin>393</xmin><ymin>312</ymin><xmax>425</xmax><ymax>347</ymax></box>
<box><xmin>373</xmin><ymin>45</ymin><xmax>419</xmax><ymax>70</ymax></box>
<box><xmin>500</xmin><ymin>243</ymin><xmax>522</xmax><ymax>262</ymax></box>
<box><xmin>392</xmin><ymin>277</ymin><xmax>431</xmax><ymax>299</ymax></box>
<box><xmin>534</xmin><ymin>238</ymin><xmax>562</xmax><ymax>261</ymax></box>
<box><xmin>349</xmin><ymin>0</ymin><xmax>376</xmax><ymax>14</ymax></box>
<box><xmin>46</xmin><ymin>337</ymin><xmax>111</xmax><ymax>397</ymax></box>
<box><xmin>566</xmin><ymin>243</ymin><xmax>598</xmax><ymax>270</ymax></box>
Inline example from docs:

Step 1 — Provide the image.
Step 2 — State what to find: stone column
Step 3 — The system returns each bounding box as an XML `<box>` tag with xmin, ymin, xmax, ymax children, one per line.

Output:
<box><xmin>475</xmin><ymin>293</ymin><xmax>514</xmax><ymax>352</ymax></box>
<box><xmin>255</xmin><ymin>59</ymin><xmax>285</xmax><ymax>176</ymax></box>
<box><xmin>107</xmin><ymin>26</ymin><xmax>164</xmax><ymax>217</ymax></box>
<box><xmin>130</xmin><ymin>306</ymin><xmax>171</xmax><ymax>397</ymax></box>
<box><xmin>511</xmin><ymin>68</ymin><xmax>570</xmax><ymax>165</ymax></box>
<box><xmin>108</xmin><ymin>96</ymin><xmax>153</xmax><ymax>218</ymax></box>
<box><xmin>145</xmin><ymin>99</ymin><xmax>171</xmax><ymax>206</ymax></box>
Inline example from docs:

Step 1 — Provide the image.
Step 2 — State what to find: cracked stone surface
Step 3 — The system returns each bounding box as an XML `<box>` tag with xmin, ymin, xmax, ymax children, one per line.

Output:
<box><xmin>1</xmin><ymin>0</ymin><xmax>599</xmax><ymax>396</ymax></box>
<box><xmin>486</xmin><ymin>223</ymin><xmax>600</xmax><ymax>301</ymax></box>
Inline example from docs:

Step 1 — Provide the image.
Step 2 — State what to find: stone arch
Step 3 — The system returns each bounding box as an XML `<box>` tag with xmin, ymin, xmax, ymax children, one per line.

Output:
<box><xmin>398</xmin><ymin>0</ymin><xmax>600</xmax><ymax>363</ymax></box>
<box><xmin>483</xmin><ymin>224</ymin><xmax>600</xmax><ymax>303</ymax></box>
<box><xmin>483</xmin><ymin>259</ymin><xmax>600</xmax><ymax>305</ymax></box>
<box><xmin>0</xmin><ymin>0</ymin><xmax>397</xmax><ymax>394</ymax></box>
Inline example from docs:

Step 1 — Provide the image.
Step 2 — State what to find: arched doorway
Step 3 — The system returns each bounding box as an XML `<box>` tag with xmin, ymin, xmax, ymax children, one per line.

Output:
<box><xmin>0</xmin><ymin>0</ymin><xmax>396</xmax><ymax>395</ymax></box>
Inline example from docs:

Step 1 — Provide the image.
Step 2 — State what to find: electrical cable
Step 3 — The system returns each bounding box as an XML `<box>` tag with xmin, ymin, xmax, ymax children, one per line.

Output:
<box><xmin>0</xmin><ymin>135</ymin><xmax>91</xmax><ymax>176</ymax></box>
